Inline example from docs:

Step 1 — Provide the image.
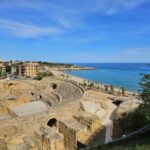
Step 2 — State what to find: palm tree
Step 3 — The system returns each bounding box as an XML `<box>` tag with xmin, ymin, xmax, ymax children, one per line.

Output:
<box><xmin>83</xmin><ymin>80</ymin><xmax>87</xmax><ymax>87</ymax></box>
<box><xmin>110</xmin><ymin>85</ymin><xmax>115</xmax><ymax>94</ymax></box>
<box><xmin>89</xmin><ymin>82</ymin><xmax>94</xmax><ymax>88</ymax></box>
<box><xmin>120</xmin><ymin>86</ymin><xmax>125</xmax><ymax>95</ymax></box>
<box><xmin>95</xmin><ymin>82</ymin><xmax>99</xmax><ymax>89</ymax></box>
<box><xmin>87</xmin><ymin>80</ymin><xmax>90</xmax><ymax>86</ymax></box>
<box><xmin>0</xmin><ymin>69</ymin><xmax>2</xmax><ymax>77</ymax></box>
<box><xmin>67</xmin><ymin>75</ymin><xmax>70</xmax><ymax>80</ymax></box>
<box><xmin>104</xmin><ymin>85</ymin><xmax>109</xmax><ymax>92</ymax></box>
<box><xmin>83</xmin><ymin>81</ymin><xmax>87</xmax><ymax>87</ymax></box>
<box><xmin>65</xmin><ymin>75</ymin><xmax>68</xmax><ymax>79</ymax></box>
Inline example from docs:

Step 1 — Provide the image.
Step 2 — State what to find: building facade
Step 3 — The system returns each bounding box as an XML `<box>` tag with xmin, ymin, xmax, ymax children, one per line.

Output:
<box><xmin>17</xmin><ymin>63</ymin><xmax>38</xmax><ymax>77</ymax></box>
<box><xmin>0</xmin><ymin>60</ymin><xmax>6</xmax><ymax>76</ymax></box>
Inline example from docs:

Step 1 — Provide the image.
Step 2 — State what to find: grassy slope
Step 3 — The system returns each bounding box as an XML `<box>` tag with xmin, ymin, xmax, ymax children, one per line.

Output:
<box><xmin>90</xmin><ymin>132</ymin><xmax>150</xmax><ymax>150</ymax></box>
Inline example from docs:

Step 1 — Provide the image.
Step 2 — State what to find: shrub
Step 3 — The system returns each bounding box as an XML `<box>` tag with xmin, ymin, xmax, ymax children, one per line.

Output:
<box><xmin>35</xmin><ymin>72</ymin><xmax>54</xmax><ymax>80</ymax></box>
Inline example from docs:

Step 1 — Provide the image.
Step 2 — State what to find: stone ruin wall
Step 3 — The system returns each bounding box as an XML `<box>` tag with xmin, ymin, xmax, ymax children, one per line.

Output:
<box><xmin>0</xmin><ymin>78</ymin><xmax>105</xmax><ymax>150</ymax></box>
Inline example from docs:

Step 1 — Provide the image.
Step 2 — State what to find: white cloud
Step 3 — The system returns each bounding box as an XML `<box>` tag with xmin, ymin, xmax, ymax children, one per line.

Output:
<box><xmin>70</xmin><ymin>47</ymin><xmax>150</xmax><ymax>62</ymax></box>
<box><xmin>0</xmin><ymin>19</ymin><xmax>61</xmax><ymax>38</ymax></box>
<box><xmin>125</xmin><ymin>48</ymin><xmax>150</xmax><ymax>55</ymax></box>
<box><xmin>99</xmin><ymin>0</ymin><xmax>148</xmax><ymax>15</ymax></box>
<box><xmin>0</xmin><ymin>0</ymin><xmax>148</xmax><ymax>25</ymax></box>
<box><xmin>0</xmin><ymin>0</ymin><xmax>149</xmax><ymax>38</ymax></box>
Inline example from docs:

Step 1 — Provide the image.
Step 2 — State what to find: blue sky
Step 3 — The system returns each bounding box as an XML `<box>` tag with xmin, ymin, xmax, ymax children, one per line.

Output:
<box><xmin>0</xmin><ymin>0</ymin><xmax>150</xmax><ymax>63</ymax></box>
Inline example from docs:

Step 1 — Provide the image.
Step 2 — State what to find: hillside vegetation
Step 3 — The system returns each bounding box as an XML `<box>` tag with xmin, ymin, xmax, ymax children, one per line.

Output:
<box><xmin>89</xmin><ymin>65</ymin><xmax>150</xmax><ymax>150</ymax></box>
<box><xmin>90</xmin><ymin>131</ymin><xmax>150</xmax><ymax>150</ymax></box>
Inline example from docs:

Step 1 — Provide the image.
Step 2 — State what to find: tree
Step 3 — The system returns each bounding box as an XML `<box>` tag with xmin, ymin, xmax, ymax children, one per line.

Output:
<box><xmin>89</xmin><ymin>82</ymin><xmax>94</xmax><ymax>88</ymax></box>
<box><xmin>104</xmin><ymin>85</ymin><xmax>109</xmax><ymax>92</ymax></box>
<box><xmin>95</xmin><ymin>82</ymin><xmax>99</xmax><ymax>89</ymax></box>
<box><xmin>0</xmin><ymin>69</ymin><xmax>2</xmax><ymax>77</ymax></box>
<box><xmin>139</xmin><ymin>69</ymin><xmax>150</xmax><ymax>122</ymax></box>
<box><xmin>83</xmin><ymin>80</ymin><xmax>87</xmax><ymax>87</ymax></box>
<box><xmin>110</xmin><ymin>85</ymin><xmax>115</xmax><ymax>94</ymax></box>
<box><xmin>120</xmin><ymin>86</ymin><xmax>125</xmax><ymax>95</ymax></box>
<box><xmin>66</xmin><ymin>75</ymin><xmax>70</xmax><ymax>80</ymax></box>
<box><xmin>35</xmin><ymin>72</ymin><xmax>54</xmax><ymax>80</ymax></box>
<box><xmin>0</xmin><ymin>69</ymin><xmax>6</xmax><ymax>77</ymax></box>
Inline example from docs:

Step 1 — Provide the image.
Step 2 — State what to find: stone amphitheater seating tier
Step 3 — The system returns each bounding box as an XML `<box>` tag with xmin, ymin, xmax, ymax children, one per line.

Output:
<box><xmin>0</xmin><ymin>114</ymin><xmax>12</xmax><ymax>121</ymax></box>
<box><xmin>41</xmin><ymin>91</ymin><xmax>61</xmax><ymax>106</ymax></box>
<box><xmin>56</xmin><ymin>82</ymin><xmax>82</xmax><ymax>101</ymax></box>
<box><xmin>39</xmin><ymin>78</ymin><xmax>84</xmax><ymax>103</ymax></box>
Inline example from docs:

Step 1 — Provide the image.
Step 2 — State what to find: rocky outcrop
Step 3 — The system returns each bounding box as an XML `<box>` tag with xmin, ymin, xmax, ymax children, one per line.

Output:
<box><xmin>113</xmin><ymin>99</ymin><xmax>142</xmax><ymax>138</ymax></box>
<box><xmin>80</xmin><ymin>101</ymin><xmax>106</xmax><ymax>120</ymax></box>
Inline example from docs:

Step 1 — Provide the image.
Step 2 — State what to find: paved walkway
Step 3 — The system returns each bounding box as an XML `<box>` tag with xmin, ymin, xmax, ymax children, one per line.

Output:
<box><xmin>85</xmin><ymin>101</ymin><xmax>117</xmax><ymax>147</ymax></box>
<box><xmin>101</xmin><ymin>101</ymin><xmax>117</xmax><ymax>143</ymax></box>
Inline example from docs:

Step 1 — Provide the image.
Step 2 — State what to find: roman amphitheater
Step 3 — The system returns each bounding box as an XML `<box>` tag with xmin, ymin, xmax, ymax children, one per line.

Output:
<box><xmin>0</xmin><ymin>76</ymin><xmax>139</xmax><ymax>150</ymax></box>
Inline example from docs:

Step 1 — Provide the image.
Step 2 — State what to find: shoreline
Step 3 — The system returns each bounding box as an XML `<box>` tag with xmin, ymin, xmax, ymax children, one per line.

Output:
<box><xmin>50</xmin><ymin>70</ymin><xmax>138</xmax><ymax>96</ymax></box>
<box><xmin>64</xmin><ymin>71</ymin><xmax>137</xmax><ymax>94</ymax></box>
<box><xmin>64</xmin><ymin>71</ymin><xmax>139</xmax><ymax>93</ymax></box>
<box><xmin>50</xmin><ymin>66</ymin><xmax>96</xmax><ymax>71</ymax></box>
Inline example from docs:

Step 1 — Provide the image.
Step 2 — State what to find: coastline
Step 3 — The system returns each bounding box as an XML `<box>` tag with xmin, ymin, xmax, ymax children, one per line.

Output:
<box><xmin>50</xmin><ymin>70</ymin><xmax>138</xmax><ymax>96</ymax></box>
<box><xmin>50</xmin><ymin>66</ymin><xmax>96</xmax><ymax>71</ymax></box>
<box><xmin>65</xmin><ymin>63</ymin><xmax>149</xmax><ymax>92</ymax></box>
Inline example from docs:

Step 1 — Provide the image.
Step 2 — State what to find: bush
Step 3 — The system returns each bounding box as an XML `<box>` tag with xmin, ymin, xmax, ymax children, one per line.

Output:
<box><xmin>120</xmin><ymin>108</ymin><xmax>148</xmax><ymax>134</ymax></box>
<box><xmin>35</xmin><ymin>72</ymin><xmax>54</xmax><ymax>80</ymax></box>
<box><xmin>139</xmin><ymin>70</ymin><xmax>150</xmax><ymax>122</ymax></box>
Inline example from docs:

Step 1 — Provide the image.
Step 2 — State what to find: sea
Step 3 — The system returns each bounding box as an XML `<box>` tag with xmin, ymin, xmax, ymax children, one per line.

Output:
<box><xmin>65</xmin><ymin>63</ymin><xmax>150</xmax><ymax>92</ymax></box>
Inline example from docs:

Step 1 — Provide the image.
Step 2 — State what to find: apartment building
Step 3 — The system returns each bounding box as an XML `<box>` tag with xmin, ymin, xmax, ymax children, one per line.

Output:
<box><xmin>0</xmin><ymin>60</ymin><xmax>6</xmax><ymax>75</ymax></box>
<box><xmin>17</xmin><ymin>63</ymin><xmax>38</xmax><ymax>77</ymax></box>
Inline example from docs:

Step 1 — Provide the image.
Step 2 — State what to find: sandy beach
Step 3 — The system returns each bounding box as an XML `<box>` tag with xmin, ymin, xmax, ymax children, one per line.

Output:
<box><xmin>50</xmin><ymin>69</ymin><xmax>138</xmax><ymax>96</ymax></box>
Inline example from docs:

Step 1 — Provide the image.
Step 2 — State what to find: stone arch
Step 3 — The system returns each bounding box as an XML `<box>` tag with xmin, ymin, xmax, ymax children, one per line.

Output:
<box><xmin>77</xmin><ymin>141</ymin><xmax>87</xmax><ymax>149</ymax></box>
<box><xmin>39</xmin><ymin>95</ymin><xmax>42</xmax><ymax>99</ymax></box>
<box><xmin>47</xmin><ymin>118</ymin><xmax>57</xmax><ymax>127</ymax></box>
<box><xmin>51</xmin><ymin>83</ymin><xmax>57</xmax><ymax>90</ymax></box>
<box><xmin>8</xmin><ymin>83</ymin><xmax>14</xmax><ymax>88</ymax></box>
<box><xmin>113</xmin><ymin>100</ymin><xmax>123</xmax><ymax>106</ymax></box>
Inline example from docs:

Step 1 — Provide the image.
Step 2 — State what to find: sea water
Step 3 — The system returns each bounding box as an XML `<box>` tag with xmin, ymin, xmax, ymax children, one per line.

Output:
<box><xmin>65</xmin><ymin>63</ymin><xmax>150</xmax><ymax>92</ymax></box>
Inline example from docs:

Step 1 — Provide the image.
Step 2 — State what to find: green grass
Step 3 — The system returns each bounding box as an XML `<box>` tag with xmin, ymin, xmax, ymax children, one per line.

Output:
<box><xmin>90</xmin><ymin>132</ymin><xmax>150</xmax><ymax>150</ymax></box>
